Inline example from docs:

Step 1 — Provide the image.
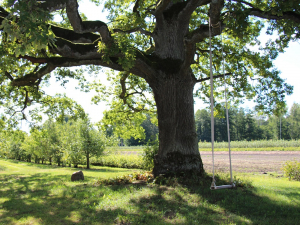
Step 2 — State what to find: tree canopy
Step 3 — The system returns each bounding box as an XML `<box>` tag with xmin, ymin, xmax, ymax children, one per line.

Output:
<box><xmin>0</xmin><ymin>0</ymin><xmax>298</xmax><ymax>122</ymax></box>
<box><xmin>1</xmin><ymin>0</ymin><xmax>299</xmax><ymax>177</ymax></box>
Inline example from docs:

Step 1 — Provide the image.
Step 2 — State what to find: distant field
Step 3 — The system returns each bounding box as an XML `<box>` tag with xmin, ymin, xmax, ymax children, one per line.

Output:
<box><xmin>199</xmin><ymin>140</ymin><xmax>300</xmax><ymax>149</ymax></box>
<box><xmin>106</xmin><ymin>140</ymin><xmax>300</xmax><ymax>154</ymax></box>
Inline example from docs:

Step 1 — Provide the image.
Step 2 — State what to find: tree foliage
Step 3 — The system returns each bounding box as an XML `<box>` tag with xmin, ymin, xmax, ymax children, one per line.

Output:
<box><xmin>0</xmin><ymin>0</ymin><xmax>297</xmax><ymax>124</ymax></box>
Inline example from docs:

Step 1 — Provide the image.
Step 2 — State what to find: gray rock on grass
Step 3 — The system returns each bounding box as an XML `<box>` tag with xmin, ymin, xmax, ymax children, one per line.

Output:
<box><xmin>71</xmin><ymin>170</ymin><xmax>84</xmax><ymax>181</ymax></box>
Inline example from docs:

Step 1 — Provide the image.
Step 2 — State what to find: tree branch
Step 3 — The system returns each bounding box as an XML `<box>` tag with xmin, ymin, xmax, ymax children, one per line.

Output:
<box><xmin>233</xmin><ymin>0</ymin><xmax>300</xmax><ymax>24</ymax></box>
<box><xmin>18</xmin><ymin>55</ymin><xmax>48</xmax><ymax>64</ymax></box>
<box><xmin>133</xmin><ymin>0</ymin><xmax>141</xmax><ymax>16</ymax></box>
<box><xmin>11</xmin><ymin>64</ymin><xmax>56</xmax><ymax>87</ymax></box>
<box><xmin>50</xmin><ymin>37</ymin><xmax>101</xmax><ymax>59</ymax></box>
<box><xmin>25</xmin><ymin>0</ymin><xmax>112</xmax><ymax>42</ymax></box>
<box><xmin>10</xmin><ymin>57</ymin><xmax>124</xmax><ymax>87</ymax></box>
<box><xmin>179</xmin><ymin>0</ymin><xmax>210</xmax><ymax>21</ymax></box>
<box><xmin>209</xmin><ymin>0</ymin><xmax>224</xmax><ymax>27</ymax></box>
<box><xmin>4</xmin><ymin>72</ymin><xmax>14</xmax><ymax>81</ymax></box>
<box><xmin>0</xmin><ymin>13</ymin><xmax>101</xmax><ymax>44</ymax></box>
<box><xmin>249</xmin><ymin>9</ymin><xmax>300</xmax><ymax>24</ymax></box>
<box><xmin>1</xmin><ymin>0</ymin><xmax>157</xmax><ymax>86</ymax></box>
<box><xmin>38</xmin><ymin>0</ymin><xmax>68</xmax><ymax>12</ymax></box>
<box><xmin>185</xmin><ymin>0</ymin><xmax>225</xmax><ymax>44</ymax></box>
<box><xmin>119</xmin><ymin>73</ymin><xmax>130</xmax><ymax>100</ymax></box>
<box><xmin>51</xmin><ymin>25</ymin><xmax>100</xmax><ymax>44</ymax></box>
<box><xmin>113</xmin><ymin>27</ymin><xmax>152</xmax><ymax>36</ymax></box>
<box><xmin>64</xmin><ymin>0</ymin><xmax>111</xmax><ymax>43</ymax></box>
<box><xmin>21</xmin><ymin>89</ymin><xmax>30</xmax><ymax>112</ymax></box>
<box><xmin>196</xmin><ymin>72</ymin><xmax>232</xmax><ymax>83</ymax></box>
<box><xmin>177</xmin><ymin>0</ymin><xmax>211</xmax><ymax>32</ymax></box>
<box><xmin>119</xmin><ymin>72</ymin><xmax>144</xmax><ymax>113</ymax></box>
<box><xmin>235</xmin><ymin>0</ymin><xmax>254</xmax><ymax>8</ymax></box>
<box><xmin>196</xmin><ymin>47</ymin><xmax>210</xmax><ymax>53</ymax></box>
<box><xmin>155</xmin><ymin>0</ymin><xmax>172</xmax><ymax>15</ymax></box>
<box><xmin>0</xmin><ymin>6</ymin><xmax>9</xmax><ymax>17</ymax></box>
<box><xmin>186</xmin><ymin>23</ymin><xmax>224</xmax><ymax>44</ymax></box>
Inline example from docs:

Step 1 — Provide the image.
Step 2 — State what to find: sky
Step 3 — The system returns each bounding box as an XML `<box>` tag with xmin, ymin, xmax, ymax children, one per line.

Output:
<box><xmin>21</xmin><ymin>1</ymin><xmax>300</xmax><ymax>128</ymax></box>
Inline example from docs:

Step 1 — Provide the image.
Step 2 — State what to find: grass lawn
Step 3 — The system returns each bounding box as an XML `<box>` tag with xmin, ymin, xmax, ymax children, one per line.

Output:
<box><xmin>0</xmin><ymin>159</ymin><xmax>299</xmax><ymax>225</ymax></box>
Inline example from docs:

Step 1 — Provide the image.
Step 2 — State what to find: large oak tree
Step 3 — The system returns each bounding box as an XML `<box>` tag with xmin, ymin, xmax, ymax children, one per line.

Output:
<box><xmin>0</xmin><ymin>0</ymin><xmax>298</xmax><ymax>177</ymax></box>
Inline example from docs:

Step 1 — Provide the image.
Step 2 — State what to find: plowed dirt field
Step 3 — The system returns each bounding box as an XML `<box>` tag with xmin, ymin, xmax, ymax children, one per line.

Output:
<box><xmin>200</xmin><ymin>151</ymin><xmax>300</xmax><ymax>174</ymax></box>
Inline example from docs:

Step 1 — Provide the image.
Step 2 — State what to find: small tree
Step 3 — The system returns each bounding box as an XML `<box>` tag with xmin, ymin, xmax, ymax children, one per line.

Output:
<box><xmin>0</xmin><ymin>129</ymin><xmax>27</xmax><ymax>160</ymax></box>
<box><xmin>22</xmin><ymin>129</ymin><xmax>42</xmax><ymax>163</ymax></box>
<box><xmin>79</xmin><ymin>119</ymin><xmax>106</xmax><ymax>169</ymax></box>
<box><xmin>42</xmin><ymin>120</ymin><xmax>63</xmax><ymax>165</ymax></box>
<box><xmin>56</xmin><ymin>118</ymin><xmax>107</xmax><ymax>168</ymax></box>
<box><xmin>59</xmin><ymin>121</ymin><xmax>84</xmax><ymax>167</ymax></box>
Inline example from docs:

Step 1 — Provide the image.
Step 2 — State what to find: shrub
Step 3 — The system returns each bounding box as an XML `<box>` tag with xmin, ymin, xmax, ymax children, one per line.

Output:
<box><xmin>94</xmin><ymin>172</ymin><xmax>154</xmax><ymax>185</ymax></box>
<box><xmin>142</xmin><ymin>140</ymin><xmax>159</xmax><ymax>171</ymax></box>
<box><xmin>282</xmin><ymin>160</ymin><xmax>300</xmax><ymax>181</ymax></box>
<box><xmin>92</xmin><ymin>140</ymin><xmax>159</xmax><ymax>170</ymax></box>
<box><xmin>91</xmin><ymin>154</ymin><xmax>143</xmax><ymax>169</ymax></box>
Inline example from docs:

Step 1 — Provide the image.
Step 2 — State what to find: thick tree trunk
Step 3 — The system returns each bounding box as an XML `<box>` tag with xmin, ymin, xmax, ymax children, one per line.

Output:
<box><xmin>150</xmin><ymin>75</ymin><xmax>204</xmax><ymax>177</ymax></box>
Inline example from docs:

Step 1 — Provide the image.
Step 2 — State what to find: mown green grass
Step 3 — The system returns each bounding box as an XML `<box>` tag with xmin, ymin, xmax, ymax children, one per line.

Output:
<box><xmin>1</xmin><ymin>159</ymin><xmax>300</xmax><ymax>225</ymax></box>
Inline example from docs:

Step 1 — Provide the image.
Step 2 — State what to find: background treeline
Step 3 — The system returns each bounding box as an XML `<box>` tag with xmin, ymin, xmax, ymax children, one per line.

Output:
<box><xmin>122</xmin><ymin>103</ymin><xmax>300</xmax><ymax>145</ymax></box>
<box><xmin>1</xmin><ymin>103</ymin><xmax>300</xmax><ymax>167</ymax></box>
<box><xmin>0</xmin><ymin>117</ymin><xmax>116</xmax><ymax>168</ymax></box>
<box><xmin>196</xmin><ymin>103</ymin><xmax>300</xmax><ymax>142</ymax></box>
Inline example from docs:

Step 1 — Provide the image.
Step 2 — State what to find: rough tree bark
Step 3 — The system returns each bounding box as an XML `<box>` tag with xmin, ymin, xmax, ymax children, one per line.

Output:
<box><xmin>150</xmin><ymin>73</ymin><xmax>204</xmax><ymax>176</ymax></box>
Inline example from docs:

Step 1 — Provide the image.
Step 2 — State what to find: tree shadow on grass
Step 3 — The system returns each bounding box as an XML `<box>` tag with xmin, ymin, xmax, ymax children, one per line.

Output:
<box><xmin>0</xmin><ymin>173</ymin><xmax>130</xmax><ymax>224</ymax></box>
<box><xmin>1</xmin><ymin>170</ymin><xmax>300</xmax><ymax>225</ymax></box>
<box><xmin>1</xmin><ymin>173</ymin><xmax>222</xmax><ymax>225</ymax></box>
<box><xmin>184</xmin><ymin>177</ymin><xmax>300</xmax><ymax>225</ymax></box>
<box><xmin>104</xmin><ymin>175</ymin><xmax>300</xmax><ymax>224</ymax></box>
<box><xmin>127</xmin><ymin>185</ymin><xmax>240</xmax><ymax>225</ymax></box>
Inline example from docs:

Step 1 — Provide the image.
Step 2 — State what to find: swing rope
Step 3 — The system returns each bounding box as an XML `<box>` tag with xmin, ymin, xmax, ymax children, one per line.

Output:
<box><xmin>209</xmin><ymin>18</ymin><xmax>235</xmax><ymax>190</ymax></box>
<box><xmin>209</xmin><ymin>17</ymin><xmax>216</xmax><ymax>188</ymax></box>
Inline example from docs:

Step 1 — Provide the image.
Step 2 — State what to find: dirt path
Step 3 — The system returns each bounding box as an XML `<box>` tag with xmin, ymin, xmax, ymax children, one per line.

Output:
<box><xmin>200</xmin><ymin>151</ymin><xmax>300</xmax><ymax>174</ymax></box>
